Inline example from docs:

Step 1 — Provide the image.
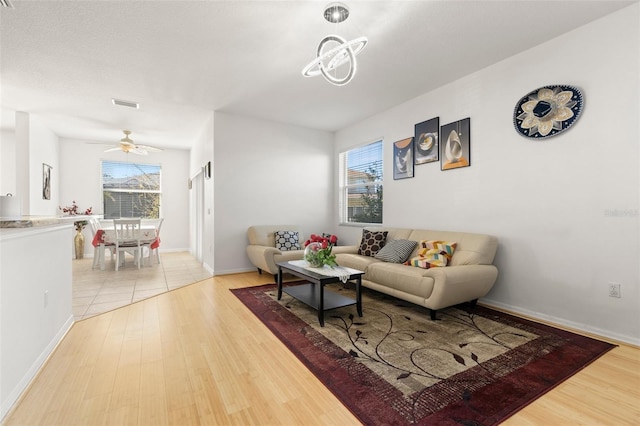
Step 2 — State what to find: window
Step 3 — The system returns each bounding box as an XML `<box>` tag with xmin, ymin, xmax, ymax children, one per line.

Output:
<box><xmin>102</xmin><ymin>160</ymin><xmax>161</xmax><ymax>219</ymax></box>
<box><xmin>339</xmin><ymin>140</ymin><xmax>383</xmax><ymax>224</ymax></box>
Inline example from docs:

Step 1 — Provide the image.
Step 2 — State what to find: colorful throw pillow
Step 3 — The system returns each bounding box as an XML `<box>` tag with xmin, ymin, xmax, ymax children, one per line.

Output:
<box><xmin>358</xmin><ymin>230</ymin><xmax>388</xmax><ymax>257</ymax></box>
<box><xmin>405</xmin><ymin>240</ymin><xmax>457</xmax><ymax>269</ymax></box>
<box><xmin>406</xmin><ymin>255</ymin><xmax>448</xmax><ymax>269</ymax></box>
<box><xmin>418</xmin><ymin>240</ymin><xmax>457</xmax><ymax>262</ymax></box>
<box><xmin>274</xmin><ymin>230</ymin><xmax>300</xmax><ymax>251</ymax></box>
<box><xmin>375</xmin><ymin>239</ymin><xmax>417</xmax><ymax>263</ymax></box>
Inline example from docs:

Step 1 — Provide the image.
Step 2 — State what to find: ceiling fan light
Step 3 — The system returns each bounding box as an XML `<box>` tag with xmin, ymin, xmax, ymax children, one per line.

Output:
<box><xmin>324</xmin><ymin>3</ymin><xmax>349</xmax><ymax>23</ymax></box>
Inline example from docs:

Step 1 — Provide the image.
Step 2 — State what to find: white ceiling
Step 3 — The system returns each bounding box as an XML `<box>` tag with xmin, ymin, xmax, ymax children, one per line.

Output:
<box><xmin>0</xmin><ymin>0</ymin><xmax>634</xmax><ymax>150</ymax></box>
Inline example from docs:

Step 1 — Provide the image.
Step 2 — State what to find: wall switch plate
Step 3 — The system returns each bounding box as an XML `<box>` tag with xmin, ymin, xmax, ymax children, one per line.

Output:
<box><xmin>608</xmin><ymin>283</ymin><xmax>621</xmax><ymax>298</ymax></box>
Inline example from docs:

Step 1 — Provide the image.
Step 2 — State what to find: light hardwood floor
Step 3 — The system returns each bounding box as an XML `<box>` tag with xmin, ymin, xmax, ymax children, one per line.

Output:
<box><xmin>3</xmin><ymin>272</ymin><xmax>639</xmax><ymax>425</ymax></box>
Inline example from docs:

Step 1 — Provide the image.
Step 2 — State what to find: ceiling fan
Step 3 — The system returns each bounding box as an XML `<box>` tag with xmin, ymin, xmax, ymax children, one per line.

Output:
<box><xmin>103</xmin><ymin>130</ymin><xmax>162</xmax><ymax>155</ymax></box>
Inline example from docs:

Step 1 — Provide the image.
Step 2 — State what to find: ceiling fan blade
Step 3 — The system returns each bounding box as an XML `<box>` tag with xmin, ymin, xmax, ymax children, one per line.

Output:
<box><xmin>130</xmin><ymin>147</ymin><xmax>149</xmax><ymax>155</ymax></box>
<box><xmin>104</xmin><ymin>147</ymin><xmax>122</xmax><ymax>152</ymax></box>
<box><xmin>138</xmin><ymin>145</ymin><xmax>162</xmax><ymax>152</ymax></box>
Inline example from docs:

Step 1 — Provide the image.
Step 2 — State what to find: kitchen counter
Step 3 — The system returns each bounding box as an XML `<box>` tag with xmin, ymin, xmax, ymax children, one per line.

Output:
<box><xmin>0</xmin><ymin>215</ymin><xmax>95</xmax><ymax>229</ymax></box>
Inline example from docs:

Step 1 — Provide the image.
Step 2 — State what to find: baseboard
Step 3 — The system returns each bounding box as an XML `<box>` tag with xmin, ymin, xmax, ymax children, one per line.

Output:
<box><xmin>214</xmin><ymin>267</ymin><xmax>258</xmax><ymax>276</ymax></box>
<box><xmin>480</xmin><ymin>298</ymin><xmax>639</xmax><ymax>347</ymax></box>
<box><xmin>0</xmin><ymin>314</ymin><xmax>75</xmax><ymax>422</ymax></box>
<box><xmin>203</xmin><ymin>262</ymin><xmax>214</xmax><ymax>275</ymax></box>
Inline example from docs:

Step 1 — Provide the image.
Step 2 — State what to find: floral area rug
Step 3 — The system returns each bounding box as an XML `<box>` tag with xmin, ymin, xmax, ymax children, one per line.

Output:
<box><xmin>231</xmin><ymin>282</ymin><xmax>614</xmax><ymax>425</ymax></box>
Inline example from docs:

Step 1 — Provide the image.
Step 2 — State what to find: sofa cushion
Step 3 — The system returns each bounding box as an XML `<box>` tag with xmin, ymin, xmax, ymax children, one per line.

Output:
<box><xmin>365</xmin><ymin>262</ymin><xmax>435</xmax><ymax>299</ymax></box>
<box><xmin>374</xmin><ymin>239</ymin><xmax>417</xmax><ymax>263</ymax></box>
<box><xmin>335</xmin><ymin>253</ymin><xmax>382</xmax><ymax>272</ymax></box>
<box><xmin>247</xmin><ymin>225</ymin><xmax>301</xmax><ymax>247</ymax></box>
<box><xmin>274</xmin><ymin>230</ymin><xmax>301</xmax><ymax>251</ymax></box>
<box><xmin>358</xmin><ymin>230</ymin><xmax>388</xmax><ymax>257</ymax></box>
<box><xmin>406</xmin><ymin>229</ymin><xmax>497</xmax><ymax>266</ymax></box>
<box><xmin>274</xmin><ymin>249</ymin><xmax>305</xmax><ymax>264</ymax></box>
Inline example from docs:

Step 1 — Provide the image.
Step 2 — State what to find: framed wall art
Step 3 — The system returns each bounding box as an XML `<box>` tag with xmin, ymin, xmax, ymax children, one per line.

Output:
<box><xmin>440</xmin><ymin>118</ymin><xmax>470</xmax><ymax>171</ymax></box>
<box><xmin>393</xmin><ymin>137</ymin><xmax>414</xmax><ymax>180</ymax></box>
<box><xmin>42</xmin><ymin>163</ymin><xmax>52</xmax><ymax>200</ymax></box>
<box><xmin>414</xmin><ymin>117</ymin><xmax>439</xmax><ymax>165</ymax></box>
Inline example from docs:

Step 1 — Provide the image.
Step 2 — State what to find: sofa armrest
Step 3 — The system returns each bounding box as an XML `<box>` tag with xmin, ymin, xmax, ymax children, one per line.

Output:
<box><xmin>246</xmin><ymin>244</ymin><xmax>282</xmax><ymax>275</ymax></box>
<box><xmin>421</xmin><ymin>264</ymin><xmax>499</xmax><ymax>310</ymax></box>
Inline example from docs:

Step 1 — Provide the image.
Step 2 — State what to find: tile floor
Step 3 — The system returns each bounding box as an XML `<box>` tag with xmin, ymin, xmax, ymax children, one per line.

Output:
<box><xmin>72</xmin><ymin>251</ymin><xmax>212</xmax><ymax>320</ymax></box>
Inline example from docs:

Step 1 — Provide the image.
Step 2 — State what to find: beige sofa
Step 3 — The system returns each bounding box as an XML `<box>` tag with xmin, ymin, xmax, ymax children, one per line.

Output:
<box><xmin>334</xmin><ymin>228</ymin><xmax>498</xmax><ymax>320</ymax></box>
<box><xmin>246</xmin><ymin>225</ymin><xmax>353</xmax><ymax>278</ymax></box>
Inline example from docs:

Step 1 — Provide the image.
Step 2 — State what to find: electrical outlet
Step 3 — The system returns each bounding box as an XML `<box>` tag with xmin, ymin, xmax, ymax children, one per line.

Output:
<box><xmin>608</xmin><ymin>283</ymin><xmax>621</xmax><ymax>298</ymax></box>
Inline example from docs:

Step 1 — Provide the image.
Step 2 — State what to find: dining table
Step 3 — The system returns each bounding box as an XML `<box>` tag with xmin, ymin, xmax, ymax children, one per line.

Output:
<box><xmin>91</xmin><ymin>222</ymin><xmax>158</xmax><ymax>270</ymax></box>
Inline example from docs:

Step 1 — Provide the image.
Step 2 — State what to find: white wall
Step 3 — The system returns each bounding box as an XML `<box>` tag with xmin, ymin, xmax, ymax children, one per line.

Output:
<box><xmin>0</xmin><ymin>129</ymin><xmax>16</xmax><ymax>196</ymax></box>
<box><xmin>213</xmin><ymin>112</ymin><xmax>334</xmax><ymax>275</ymax></box>
<box><xmin>58</xmin><ymin>138</ymin><xmax>191</xmax><ymax>255</ymax></box>
<box><xmin>4</xmin><ymin>112</ymin><xmax>59</xmax><ymax>216</ymax></box>
<box><xmin>27</xmin><ymin>116</ymin><xmax>59</xmax><ymax>216</ymax></box>
<box><xmin>189</xmin><ymin>113</ymin><xmax>215</xmax><ymax>272</ymax></box>
<box><xmin>334</xmin><ymin>5</ymin><xmax>639</xmax><ymax>344</ymax></box>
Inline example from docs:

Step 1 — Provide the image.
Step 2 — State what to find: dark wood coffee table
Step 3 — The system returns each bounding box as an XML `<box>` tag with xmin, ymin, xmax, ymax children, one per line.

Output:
<box><xmin>276</xmin><ymin>261</ymin><xmax>363</xmax><ymax>327</ymax></box>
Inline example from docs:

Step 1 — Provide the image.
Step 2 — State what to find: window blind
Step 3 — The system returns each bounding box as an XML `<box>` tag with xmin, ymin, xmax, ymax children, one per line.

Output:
<box><xmin>102</xmin><ymin>160</ymin><xmax>161</xmax><ymax>219</ymax></box>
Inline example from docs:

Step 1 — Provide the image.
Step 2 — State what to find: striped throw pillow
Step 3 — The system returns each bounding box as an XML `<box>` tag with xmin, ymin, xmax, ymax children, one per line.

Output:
<box><xmin>374</xmin><ymin>239</ymin><xmax>417</xmax><ymax>263</ymax></box>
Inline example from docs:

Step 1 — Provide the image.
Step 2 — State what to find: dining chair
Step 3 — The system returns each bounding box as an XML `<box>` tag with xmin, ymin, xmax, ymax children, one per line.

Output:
<box><xmin>113</xmin><ymin>218</ymin><xmax>142</xmax><ymax>271</ymax></box>
<box><xmin>142</xmin><ymin>218</ymin><xmax>164</xmax><ymax>265</ymax></box>
<box><xmin>89</xmin><ymin>217</ymin><xmax>115</xmax><ymax>270</ymax></box>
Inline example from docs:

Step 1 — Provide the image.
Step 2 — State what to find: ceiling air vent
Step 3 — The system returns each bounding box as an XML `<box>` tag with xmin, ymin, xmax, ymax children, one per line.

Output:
<box><xmin>0</xmin><ymin>0</ymin><xmax>14</xmax><ymax>9</ymax></box>
<box><xmin>111</xmin><ymin>98</ymin><xmax>139</xmax><ymax>109</ymax></box>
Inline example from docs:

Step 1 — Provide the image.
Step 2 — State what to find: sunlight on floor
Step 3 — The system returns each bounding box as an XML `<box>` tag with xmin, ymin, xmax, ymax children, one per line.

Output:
<box><xmin>72</xmin><ymin>251</ymin><xmax>212</xmax><ymax>320</ymax></box>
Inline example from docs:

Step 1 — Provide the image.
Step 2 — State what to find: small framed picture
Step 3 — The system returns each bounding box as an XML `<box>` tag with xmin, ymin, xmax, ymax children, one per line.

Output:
<box><xmin>42</xmin><ymin>163</ymin><xmax>52</xmax><ymax>200</ymax></box>
<box><xmin>393</xmin><ymin>137</ymin><xmax>414</xmax><ymax>180</ymax></box>
<box><xmin>414</xmin><ymin>117</ymin><xmax>439</xmax><ymax>165</ymax></box>
<box><xmin>440</xmin><ymin>118</ymin><xmax>470</xmax><ymax>171</ymax></box>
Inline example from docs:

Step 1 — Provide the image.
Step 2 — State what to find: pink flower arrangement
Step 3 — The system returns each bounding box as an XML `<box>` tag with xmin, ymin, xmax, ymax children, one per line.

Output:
<box><xmin>59</xmin><ymin>201</ymin><xmax>92</xmax><ymax>216</ymax></box>
<box><xmin>59</xmin><ymin>201</ymin><xmax>93</xmax><ymax>231</ymax></box>
<box><xmin>304</xmin><ymin>234</ymin><xmax>338</xmax><ymax>268</ymax></box>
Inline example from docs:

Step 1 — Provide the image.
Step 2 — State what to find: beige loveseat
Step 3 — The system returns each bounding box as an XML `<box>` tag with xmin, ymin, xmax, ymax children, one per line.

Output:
<box><xmin>246</xmin><ymin>225</ymin><xmax>353</xmax><ymax>278</ymax></box>
<box><xmin>334</xmin><ymin>228</ymin><xmax>498</xmax><ymax>320</ymax></box>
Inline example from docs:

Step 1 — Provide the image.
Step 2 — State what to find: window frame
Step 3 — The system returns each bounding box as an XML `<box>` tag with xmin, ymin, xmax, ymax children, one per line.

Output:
<box><xmin>339</xmin><ymin>139</ymin><xmax>384</xmax><ymax>226</ymax></box>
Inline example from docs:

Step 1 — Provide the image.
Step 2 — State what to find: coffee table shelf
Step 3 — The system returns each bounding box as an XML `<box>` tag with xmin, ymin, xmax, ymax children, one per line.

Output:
<box><xmin>283</xmin><ymin>283</ymin><xmax>357</xmax><ymax>312</ymax></box>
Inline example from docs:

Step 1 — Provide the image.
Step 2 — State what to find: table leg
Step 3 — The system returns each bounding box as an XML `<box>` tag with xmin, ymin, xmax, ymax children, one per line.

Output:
<box><xmin>318</xmin><ymin>282</ymin><xmax>325</xmax><ymax>327</ymax></box>
<box><xmin>356</xmin><ymin>276</ymin><xmax>362</xmax><ymax>317</ymax></box>
<box><xmin>277</xmin><ymin>266</ymin><xmax>283</xmax><ymax>300</ymax></box>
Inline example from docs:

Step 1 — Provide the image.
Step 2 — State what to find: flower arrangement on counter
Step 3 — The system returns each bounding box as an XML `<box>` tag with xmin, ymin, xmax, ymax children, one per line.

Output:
<box><xmin>59</xmin><ymin>201</ymin><xmax>92</xmax><ymax>216</ymax></box>
<box><xmin>59</xmin><ymin>201</ymin><xmax>92</xmax><ymax>231</ymax></box>
<box><xmin>303</xmin><ymin>234</ymin><xmax>338</xmax><ymax>268</ymax></box>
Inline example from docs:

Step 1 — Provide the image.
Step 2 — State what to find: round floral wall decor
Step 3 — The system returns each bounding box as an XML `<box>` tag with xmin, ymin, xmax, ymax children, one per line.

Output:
<box><xmin>513</xmin><ymin>84</ymin><xmax>584</xmax><ymax>139</ymax></box>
